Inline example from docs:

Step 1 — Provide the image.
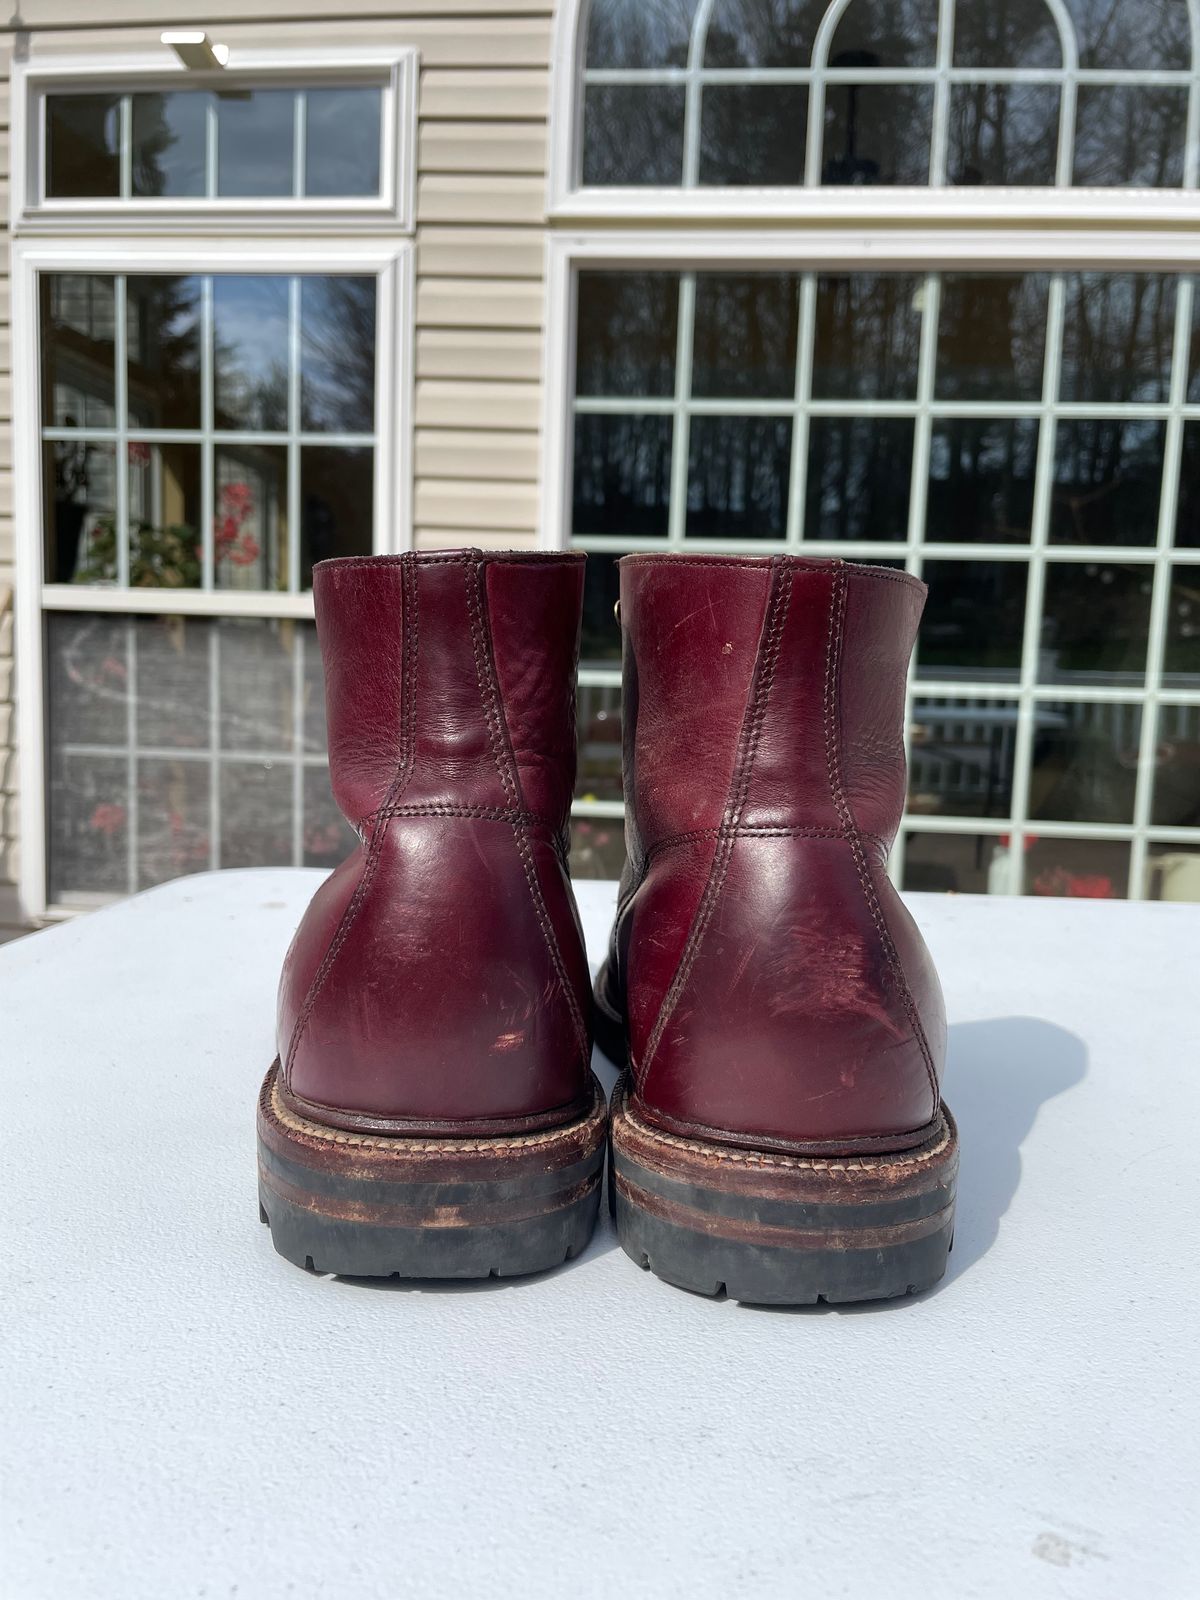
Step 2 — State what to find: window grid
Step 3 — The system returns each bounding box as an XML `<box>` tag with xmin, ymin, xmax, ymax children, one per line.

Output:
<box><xmin>51</xmin><ymin>620</ymin><xmax>342</xmax><ymax>899</ymax></box>
<box><xmin>44</xmin><ymin>271</ymin><xmax>377</xmax><ymax>598</ymax></box>
<box><xmin>579</xmin><ymin>0</ymin><xmax>1200</xmax><ymax>193</ymax></box>
<box><xmin>569</xmin><ymin>266</ymin><xmax>1200</xmax><ymax>900</ymax></box>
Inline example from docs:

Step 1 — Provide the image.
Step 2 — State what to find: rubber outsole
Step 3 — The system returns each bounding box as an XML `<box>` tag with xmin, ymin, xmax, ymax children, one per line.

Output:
<box><xmin>257</xmin><ymin>1061</ymin><xmax>608</xmax><ymax>1280</ymax></box>
<box><xmin>609</xmin><ymin>1071</ymin><xmax>958</xmax><ymax>1306</ymax></box>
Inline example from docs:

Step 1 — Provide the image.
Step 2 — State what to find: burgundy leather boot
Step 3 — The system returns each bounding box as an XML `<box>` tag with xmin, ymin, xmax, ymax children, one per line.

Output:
<box><xmin>257</xmin><ymin>550</ymin><xmax>606</xmax><ymax>1279</ymax></box>
<box><xmin>597</xmin><ymin>554</ymin><xmax>957</xmax><ymax>1304</ymax></box>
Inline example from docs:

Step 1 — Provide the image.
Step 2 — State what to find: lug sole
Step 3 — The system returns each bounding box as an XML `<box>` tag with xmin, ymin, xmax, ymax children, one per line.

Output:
<box><xmin>610</xmin><ymin>1072</ymin><xmax>957</xmax><ymax>1306</ymax></box>
<box><xmin>257</xmin><ymin>1061</ymin><xmax>608</xmax><ymax>1279</ymax></box>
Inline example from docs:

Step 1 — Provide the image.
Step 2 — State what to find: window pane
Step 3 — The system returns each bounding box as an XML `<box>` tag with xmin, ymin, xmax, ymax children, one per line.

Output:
<box><xmin>46</xmin><ymin>614</ymin><xmax>335</xmax><ymax>903</ymax></box>
<box><xmin>126</xmin><ymin>275</ymin><xmax>202</xmax><ymax>430</ymax></box>
<box><xmin>45</xmin><ymin>441</ymin><xmax>117</xmax><ymax>584</ymax></box>
<box><xmin>577</xmin><ymin>681</ymin><xmax>623</xmax><ymax>801</ymax></box>
<box><xmin>1073</xmin><ymin>0</ymin><xmax>1190</xmax><ymax>70</ymax></box>
<box><xmin>300</xmin><ymin>276</ymin><xmax>377</xmax><ymax>433</ymax></box>
<box><xmin>1151</xmin><ymin>705</ymin><xmax>1200</xmax><ymax>826</ymax></box>
<box><xmin>828</xmin><ymin>0</ymin><xmax>939</xmax><ymax>66</ymax></box>
<box><xmin>214</xmin><ymin>448</ymin><xmax>289</xmax><ymax>591</ymax></box>
<box><xmin>214</xmin><ymin>276</ymin><xmax>290</xmax><ymax>431</ymax></box>
<box><xmin>1039</xmin><ymin>562</ymin><xmax>1153</xmax><ymax>686</ymax></box>
<box><xmin>131</xmin><ymin>92</ymin><xmax>208</xmax><ymax>198</ymax></box>
<box><xmin>137</xmin><ymin>759</ymin><xmax>211</xmax><ymax>889</ymax></box>
<box><xmin>1174</xmin><ymin>424</ymin><xmax>1200</xmax><ymax>547</ymax></box>
<box><xmin>936</xmin><ymin>273</ymin><xmax>1049</xmax><ymax>400</ymax></box>
<box><xmin>1049</xmin><ymin>421</ymin><xmax>1165</xmax><ymax>547</ymax></box>
<box><xmin>1024</xmin><ymin>838</ymin><xmax>1129</xmax><ymax>900</ymax></box>
<box><xmin>821</xmin><ymin>84</ymin><xmax>933</xmax><ymax>185</ymax></box>
<box><xmin>804</xmin><ymin>418</ymin><xmax>914</xmax><ymax>541</ymax></box>
<box><xmin>909</xmin><ymin>697</ymin><xmax>1018</xmax><ymax>817</ymax></box>
<box><xmin>812</xmin><ymin>273</ymin><xmax>922</xmax><ymax>400</ymax></box>
<box><xmin>216</xmin><ymin>89</ymin><xmax>294</xmax><ymax>197</ymax></box>
<box><xmin>42</xmin><ymin>274</ymin><xmax>116</xmax><ymax>428</ymax></box>
<box><xmin>947</xmin><ymin>84</ymin><xmax>1059</xmax><ymax>187</ymax></box>
<box><xmin>1073</xmin><ymin>87</ymin><xmax>1187</xmax><ymax>189</ymax></box>
<box><xmin>902</xmin><ymin>832</ymin><xmax>1004</xmax><ymax>894</ymax></box>
<box><xmin>926</xmin><ymin>418</ymin><xmax>1038</xmax><ymax>544</ymax></box>
<box><xmin>704</xmin><ymin>0</ymin><xmax>826</xmax><ymax>65</ymax></box>
<box><xmin>953</xmin><ymin>0</ymin><xmax>1062</xmax><ymax>67</ymax></box>
<box><xmin>586</xmin><ymin>0</ymin><xmax>699</xmax><ymax>67</ymax></box>
<box><xmin>583</xmin><ymin>85</ymin><xmax>685</xmax><ymax>185</ymax></box>
<box><xmin>917</xmin><ymin>560</ymin><xmax>1028</xmax><ymax>681</ymax></box>
<box><xmin>687</xmin><ymin>416</ymin><xmax>792</xmax><ymax>538</ymax></box>
<box><xmin>45</xmin><ymin>94</ymin><xmax>120</xmax><ymax>198</ymax></box>
<box><xmin>304</xmin><ymin>87</ymin><xmax>382</xmax><ymax>198</ymax></box>
<box><xmin>1059</xmin><ymin>273</ymin><xmax>1176</xmax><ymax>403</ymax></box>
<box><xmin>1163</xmin><ymin>566</ymin><xmax>1200</xmax><ymax>687</ymax></box>
<box><xmin>1146</xmin><ymin>842</ymin><xmax>1200</xmax><ymax>901</ymax></box>
<box><xmin>300</xmin><ymin>447</ymin><xmax>374</xmax><ymax>585</ymax></box>
<box><xmin>573</xmin><ymin>416</ymin><xmax>673</xmax><ymax>537</ymax></box>
<box><xmin>577</xmin><ymin>273</ymin><xmax>679</xmax><ymax>398</ymax></box>
<box><xmin>692</xmin><ymin>275</ymin><xmax>798</xmax><ymax>399</ymax></box>
<box><xmin>127</xmin><ymin>443</ymin><xmax>202</xmax><ymax>589</ymax></box>
<box><xmin>699</xmin><ymin>86</ymin><xmax>807</xmax><ymax>185</ymax></box>
<box><xmin>1029</xmin><ymin>701</ymin><xmax>1142</xmax><ymax>824</ymax></box>
<box><xmin>570</xmin><ymin>817</ymin><xmax>628</xmax><ymax>881</ymax></box>
<box><xmin>580</xmin><ymin>554</ymin><xmax>623</xmax><ymax>665</ymax></box>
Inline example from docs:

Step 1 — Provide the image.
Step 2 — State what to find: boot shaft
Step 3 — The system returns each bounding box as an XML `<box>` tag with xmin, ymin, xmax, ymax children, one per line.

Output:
<box><xmin>316</xmin><ymin>550</ymin><xmax>585</xmax><ymax>831</ymax></box>
<box><xmin>619</xmin><ymin>554</ymin><xmax>922</xmax><ymax>856</ymax></box>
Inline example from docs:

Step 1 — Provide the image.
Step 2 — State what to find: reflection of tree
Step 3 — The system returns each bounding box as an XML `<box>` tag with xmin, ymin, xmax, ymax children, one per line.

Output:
<box><xmin>577</xmin><ymin>273</ymin><xmax>678</xmax><ymax>396</ymax></box>
<box><xmin>586</xmin><ymin>0</ymin><xmax>697</xmax><ymax>67</ymax></box>
<box><xmin>300</xmin><ymin>276</ymin><xmax>376</xmax><ymax>433</ymax></box>
<box><xmin>131</xmin><ymin>94</ymin><xmax>174</xmax><ymax>197</ymax></box>
<box><xmin>814</xmin><ymin>273</ymin><xmax>921</xmax><ymax>398</ymax></box>
<box><xmin>1064</xmin><ymin>273</ymin><xmax>1175</xmax><ymax>403</ymax></box>
<box><xmin>1067</xmin><ymin>0</ymin><xmax>1190</xmax><ymax>70</ymax></box>
<box><xmin>127</xmin><ymin>275</ymin><xmax>201</xmax><ymax>427</ymax></box>
<box><xmin>703</xmin><ymin>1</ymin><xmax>826</xmax><ymax>67</ymax></box>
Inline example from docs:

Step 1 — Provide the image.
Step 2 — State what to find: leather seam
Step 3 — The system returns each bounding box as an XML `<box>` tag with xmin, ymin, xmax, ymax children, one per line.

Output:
<box><xmin>640</xmin><ymin>559</ymin><xmax>794</xmax><ymax>1081</ymax></box>
<box><xmin>822</xmin><ymin>565</ymin><xmax>939</xmax><ymax>1108</ymax></box>
<box><xmin>646</xmin><ymin>824</ymin><xmax>888</xmax><ymax>859</ymax></box>
<box><xmin>284</xmin><ymin>555</ymin><xmax>419</xmax><ymax>1088</ymax></box>
<box><xmin>622</xmin><ymin>555</ymin><xmax>922</xmax><ymax>593</ymax></box>
<box><xmin>464</xmin><ymin>555</ymin><xmax>591</xmax><ymax>1073</ymax></box>
<box><xmin>367</xmin><ymin>803</ymin><xmax>555</xmax><ymax>827</ymax></box>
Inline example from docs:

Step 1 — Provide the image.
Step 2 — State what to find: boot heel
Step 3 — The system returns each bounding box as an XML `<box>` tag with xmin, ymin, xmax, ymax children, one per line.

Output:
<box><xmin>610</xmin><ymin>1073</ymin><xmax>957</xmax><ymax>1305</ymax></box>
<box><xmin>257</xmin><ymin>1063</ymin><xmax>608</xmax><ymax>1280</ymax></box>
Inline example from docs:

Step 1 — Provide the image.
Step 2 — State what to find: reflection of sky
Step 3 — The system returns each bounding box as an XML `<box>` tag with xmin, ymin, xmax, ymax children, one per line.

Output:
<box><xmin>217</xmin><ymin>91</ymin><xmax>294</xmax><ymax>196</ymax></box>
<box><xmin>214</xmin><ymin>277</ymin><xmax>289</xmax><ymax>391</ymax></box>
<box><xmin>132</xmin><ymin>93</ymin><xmax>208</xmax><ymax>197</ymax></box>
<box><xmin>304</xmin><ymin>88</ymin><xmax>382</xmax><ymax>196</ymax></box>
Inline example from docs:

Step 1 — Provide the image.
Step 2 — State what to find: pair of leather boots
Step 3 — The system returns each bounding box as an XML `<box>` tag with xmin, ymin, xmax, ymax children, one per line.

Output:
<box><xmin>257</xmin><ymin>550</ymin><xmax>957</xmax><ymax>1305</ymax></box>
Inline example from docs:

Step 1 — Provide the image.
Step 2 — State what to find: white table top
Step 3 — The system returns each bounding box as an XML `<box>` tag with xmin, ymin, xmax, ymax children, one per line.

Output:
<box><xmin>3</xmin><ymin>871</ymin><xmax>1197</xmax><ymax>1599</ymax></box>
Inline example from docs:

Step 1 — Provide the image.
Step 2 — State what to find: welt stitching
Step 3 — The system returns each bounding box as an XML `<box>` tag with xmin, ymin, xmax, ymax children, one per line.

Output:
<box><xmin>284</xmin><ymin>556</ymin><xmax>419</xmax><ymax>1086</ymax></box>
<box><xmin>464</xmin><ymin>556</ymin><xmax>590</xmax><ymax>1071</ymax></box>
<box><xmin>641</xmin><ymin>561</ymin><xmax>794</xmax><ymax>1080</ymax></box>
<box><xmin>822</xmin><ymin>566</ymin><xmax>939</xmax><ymax>1106</ymax></box>
<box><xmin>369</xmin><ymin>803</ymin><xmax>554</xmax><ymax>826</ymax></box>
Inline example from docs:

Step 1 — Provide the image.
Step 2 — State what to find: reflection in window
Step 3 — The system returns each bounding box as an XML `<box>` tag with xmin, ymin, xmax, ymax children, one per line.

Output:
<box><xmin>46</xmin><ymin>614</ymin><xmax>353</xmax><ymax>901</ymax></box>
<box><xmin>44</xmin><ymin>83</ymin><xmax>386</xmax><ymax>201</ymax></box>
<box><xmin>42</xmin><ymin>271</ymin><xmax>376</xmax><ymax>592</ymax></box>
<box><xmin>578</xmin><ymin>0</ymin><xmax>1199</xmax><ymax>190</ymax></box>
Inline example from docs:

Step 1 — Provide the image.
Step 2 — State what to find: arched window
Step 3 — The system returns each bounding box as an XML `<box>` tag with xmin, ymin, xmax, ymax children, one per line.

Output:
<box><xmin>571</xmin><ymin>0</ymin><xmax>1198</xmax><ymax>192</ymax></box>
<box><xmin>549</xmin><ymin>0</ymin><xmax>1200</xmax><ymax>904</ymax></box>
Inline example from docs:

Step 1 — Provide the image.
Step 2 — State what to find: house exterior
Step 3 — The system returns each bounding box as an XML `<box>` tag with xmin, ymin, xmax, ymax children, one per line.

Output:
<box><xmin>1</xmin><ymin>0</ymin><xmax>1198</xmax><ymax>935</ymax></box>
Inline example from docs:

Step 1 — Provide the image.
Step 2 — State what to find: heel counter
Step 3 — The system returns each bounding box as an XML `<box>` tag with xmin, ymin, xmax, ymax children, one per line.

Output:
<box><xmin>283</xmin><ymin>819</ymin><xmax>591</xmax><ymax>1126</ymax></box>
<box><xmin>634</xmin><ymin>835</ymin><xmax>940</xmax><ymax>1150</ymax></box>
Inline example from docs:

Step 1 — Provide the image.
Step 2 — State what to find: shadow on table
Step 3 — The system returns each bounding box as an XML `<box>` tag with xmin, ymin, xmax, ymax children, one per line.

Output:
<box><xmin>749</xmin><ymin>1013</ymin><xmax>1088</xmax><ymax>1316</ymax></box>
<box><xmin>328</xmin><ymin>1046</ymin><xmax>623</xmax><ymax>1295</ymax></box>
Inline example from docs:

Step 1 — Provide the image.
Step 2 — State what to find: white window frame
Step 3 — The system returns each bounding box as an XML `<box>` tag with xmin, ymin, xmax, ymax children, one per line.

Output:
<box><xmin>545</xmin><ymin>1</ymin><xmax>1200</xmax><ymax>902</ymax></box>
<box><xmin>12</xmin><ymin>45</ymin><xmax>417</xmax><ymax>922</ymax></box>
<box><xmin>547</xmin><ymin>0</ymin><xmax>1200</xmax><ymax>224</ymax></box>
<box><xmin>11</xmin><ymin>47</ymin><xmax>418</xmax><ymax>232</ymax></box>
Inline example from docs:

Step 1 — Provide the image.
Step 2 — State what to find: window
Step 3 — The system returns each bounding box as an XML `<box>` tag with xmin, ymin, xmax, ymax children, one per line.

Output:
<box><xmin>549</xmin><ymin>1</ymin><xmax>1200</xmax><ymax>901</ymax></box>
<box><xmin>13</xmin><ymin>50</ymin><xmax>415</xmax><ymax>918</ymax></box>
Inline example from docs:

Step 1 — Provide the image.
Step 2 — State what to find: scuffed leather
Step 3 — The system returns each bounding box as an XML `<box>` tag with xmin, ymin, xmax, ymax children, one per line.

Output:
<box><xmin>277</xmin><ymin>550</ymin><xmax>592</xmax><ymax>1130</ymax></box>
<box><xmin>606</xmin><ymin>554</ymin><xmax>946</xmax><ymax>1153</ymax></box>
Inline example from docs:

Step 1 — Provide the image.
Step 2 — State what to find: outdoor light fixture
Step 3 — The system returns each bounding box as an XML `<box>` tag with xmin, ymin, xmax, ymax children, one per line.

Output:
<box><xmin>161</xmin><ymin>30</ymin><xmax>229</xmax><ymax>70</ymax></box>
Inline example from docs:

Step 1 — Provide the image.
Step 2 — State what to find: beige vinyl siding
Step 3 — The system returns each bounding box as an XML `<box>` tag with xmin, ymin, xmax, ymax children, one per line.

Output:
<box><xmin>0</xmin><ymin>5</ymin><xmax>556</xmax><ymax>925</ymax></box>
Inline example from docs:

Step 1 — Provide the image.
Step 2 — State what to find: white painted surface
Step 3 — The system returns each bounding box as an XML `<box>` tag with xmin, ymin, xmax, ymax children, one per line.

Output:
<box><xmin>2</xmin><ymin>870</ymin><xmax>1197</xmax><ymax>1599</ymax></box>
